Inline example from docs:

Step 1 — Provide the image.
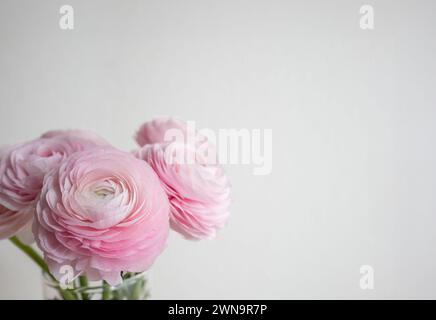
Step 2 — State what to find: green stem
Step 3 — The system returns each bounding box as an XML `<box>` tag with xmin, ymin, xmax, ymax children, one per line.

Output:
<box><xmin>9</xmin><ymin>236</ymin><xmax>77</xmax><ymax>300</ymax></box>
<box><xmin>130</xmin><ymin>278</ymin><xmax>145</xmax><ymax>300</ymax></box>
<box><xmin>9</xmin><ymin>236</ymin><xmax>52</xmax><ymax>279</ymax></box>
<box><xmin>102</xmin><ymin>281</ymin><xmax>111</xmax><ymax>300</ymax></box>
<box><xmin>59</xmin><ymin>288</ymin><xmax>77</xmax><ymax>300</ymax></box>
<box><xmin>79</xmin><ymin>276</ymin><xmax>89</xmax><ymax>300</ymax></box>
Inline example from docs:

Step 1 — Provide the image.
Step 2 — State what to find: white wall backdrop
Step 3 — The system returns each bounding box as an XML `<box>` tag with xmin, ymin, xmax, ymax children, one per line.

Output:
<box><xmin>1</xmin><ymin>0</ymin><xmax>436</xmax><ymax>299</ymax></box>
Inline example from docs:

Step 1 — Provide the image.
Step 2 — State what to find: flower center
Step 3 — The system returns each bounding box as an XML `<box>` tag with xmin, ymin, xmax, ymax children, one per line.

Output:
<box><xmin>93</xmin><ymin>186</ymin><xmax>115</xmax><ymax>199</ymax></box>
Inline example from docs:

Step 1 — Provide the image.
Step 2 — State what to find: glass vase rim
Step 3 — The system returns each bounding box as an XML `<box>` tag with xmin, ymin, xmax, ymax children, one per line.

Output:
<box><xmin>41</xmin><ymin>270</ymin><xmax>148</xmax><ymax>291</ymax></box>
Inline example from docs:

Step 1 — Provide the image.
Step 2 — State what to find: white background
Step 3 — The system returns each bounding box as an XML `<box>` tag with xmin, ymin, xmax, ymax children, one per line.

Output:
<box><xmin>1</xmin><ymin>0</ymin><xmax>436</xmax><ymax>299</ymax></box>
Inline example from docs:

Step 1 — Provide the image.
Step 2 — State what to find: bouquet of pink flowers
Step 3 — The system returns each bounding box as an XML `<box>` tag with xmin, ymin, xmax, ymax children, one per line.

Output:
<box><xmin>0</xmin><ymin>117</ymin><xmax>231</xmax><ymax>299</ymax></box>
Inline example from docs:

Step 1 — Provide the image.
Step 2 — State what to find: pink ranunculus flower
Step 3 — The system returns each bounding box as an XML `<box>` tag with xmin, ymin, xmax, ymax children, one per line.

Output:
<box><xmin>0</xmin><ymin>147</ymin><xmax>32</xmax><ymax>240</ymax></box>
<box><xmin>135</xmin><ymin>142</ymin><xmax>231</xmax><ymax>240</ymax></box>
<box><xmin>134</xmin><ymin>116</ymin><xmax>213</xmax><ymax>153</ymax></box>
<box><xmin>0</xmin><ymin>136</ymin><xmax>98</xmax><ymax>240</ymax></box>
<box><xmin>41</xmin><ymin>129</ymin><xmax>110</xmax><ymax>146</ymax></box>
<box><xmin>34</xmin><ymin>147</ymin><xmax>170</xmax><ymax>285</ymax></box>
<box><xmin>135</xmin><ymin>117</ymin><xmax>188</xmax><ymax>147</ymax></box>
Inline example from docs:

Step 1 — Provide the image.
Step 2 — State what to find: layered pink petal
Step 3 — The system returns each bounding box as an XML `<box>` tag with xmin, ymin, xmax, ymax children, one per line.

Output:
<box><xmin>34</xmin><ymin>147</ymin><xmax>170</xmax><ymax>285</ymax></box>
<box><xmin>0</xmin><ymin>135</ymin><xmax>99</xmax><ymax>239</ymax></box>
<box><xmin>136</xmin><ymin>143</ymin><xmax>230</xmax><ymax>240</ymax></box>
<box><xmin>135</xmin><ymin>117</ymin><xmax>188</xmax><ymax>147</ymax></box>
<box><xmin>0</xmin><ymin>204</ymin><xmax>33</xmax><ymax>239</ymax></box>
<box><xmin>41</xmin><ymin>129</ymin><xmax>110</xmax><ymax>146</ymax></box>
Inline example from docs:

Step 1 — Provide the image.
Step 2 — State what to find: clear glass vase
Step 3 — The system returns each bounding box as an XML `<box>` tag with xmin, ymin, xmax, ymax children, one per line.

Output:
<box><xmin>42</xmin><ymin>271</ymin><xmax>150</xmax><ymax>300</ymax></box>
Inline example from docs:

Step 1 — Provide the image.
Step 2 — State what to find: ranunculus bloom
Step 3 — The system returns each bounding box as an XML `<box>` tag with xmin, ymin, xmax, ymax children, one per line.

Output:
<box><xmin>41</xmin><ymin>129</ymin><xmax>110</xmax><ymax>146</ymax></box>
<box><xmin>135</xmin><ymin>117</ymin><xmax>188</xmax><ymax>147</ymax></box>
<box><xmin>0</xmin><ymin>147</ymin><xmax>31</xmax><ymax>239</ymax></box>
<box><xmin>135</xmin><ymin>118</ymin><xmax>230</xmax><ymax>239</ymax></box>
<box><xmin>0</xmin><ymin>136</ymin><xmax>97</xmax><ymax>239</ymax></box>
<box><xmin>135</xmin><ymin>116</ymin><xmax>213</xmax><ymax>151</ymax></box>
<box><xmin>34</xmin><ymin>147</ymin><xmax>170</xmax><ymax>285</ymax></box>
